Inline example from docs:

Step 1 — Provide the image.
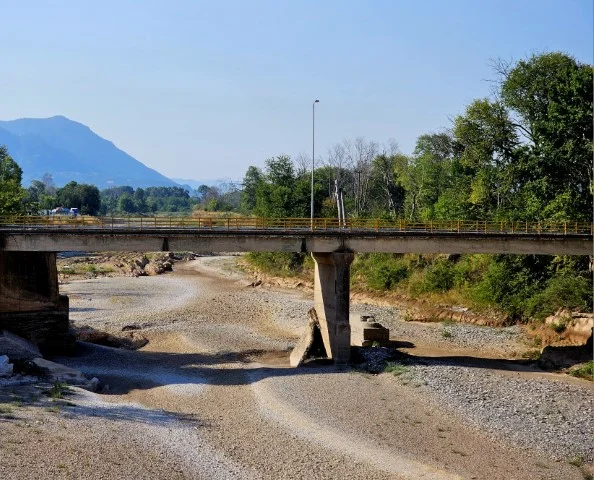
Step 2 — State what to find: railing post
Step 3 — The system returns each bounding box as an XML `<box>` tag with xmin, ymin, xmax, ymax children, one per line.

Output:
<box><xmin>525</xmin><ymin>221</ymin><xmax>528</xmax><ymax>234</ymax></box>
<box><xmin>564</xmin><ymin>222</ymin><xmax>567</xmax><ymax>235</ymax></box>
<box><xmin>375</xmin><ymin>219</ymin><xmax>379</xmax><ymax>232</ymax></box>
<box><xmin>140</xmin><ymin>217</ymin><xmax>142</xmax><ymax>230</ymax></box>
<box><xmin>457</xmin><ymin>220</ymin><xmax>460</xmax><ymax>234</ymax></box>
<box><xmin>575</xmin><ymin>222</ymin><xmax>578</xmax><ymax>234</ymax></box>
<box><xmin>227</xmin><ymin>218</ymin><xmax>230</xmax><ymax>231</ymax></box>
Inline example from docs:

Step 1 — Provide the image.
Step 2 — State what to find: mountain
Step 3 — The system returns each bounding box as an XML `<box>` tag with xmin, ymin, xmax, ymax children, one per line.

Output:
<box><xmin>0</xmin><ymin>116</ymin><xmax>178</xmax><ymax>188</ymax></box>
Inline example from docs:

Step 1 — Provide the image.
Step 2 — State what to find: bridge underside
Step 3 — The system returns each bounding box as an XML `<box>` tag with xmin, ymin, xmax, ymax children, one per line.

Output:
<box><xmin>0</xmin><ymin>230</ymin><xmax>591</xmax><ymax>362</ymax></box>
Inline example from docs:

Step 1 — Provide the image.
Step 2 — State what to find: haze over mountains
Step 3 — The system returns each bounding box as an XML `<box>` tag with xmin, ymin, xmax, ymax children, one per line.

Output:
<box><xmin>0</xmin><ymin>116</ymin><xmax>179</xmax><ymax>188</ymax></box>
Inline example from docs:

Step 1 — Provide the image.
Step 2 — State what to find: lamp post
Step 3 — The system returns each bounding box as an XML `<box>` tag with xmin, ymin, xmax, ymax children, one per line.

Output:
<box><xmin>311</xmin><ymin>99</ymin><xmax>319</xmax><ymax>230</ymax></box>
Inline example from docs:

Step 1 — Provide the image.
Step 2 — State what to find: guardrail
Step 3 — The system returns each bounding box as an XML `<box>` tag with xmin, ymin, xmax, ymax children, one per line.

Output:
<box><xmin>0</xmin><ymin>216</ymin><xmax>592</xmax><ymax>235</ymax></box>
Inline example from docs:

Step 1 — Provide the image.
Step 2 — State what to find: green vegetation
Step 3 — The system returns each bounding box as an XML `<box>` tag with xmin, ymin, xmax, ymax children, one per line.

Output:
<box><xmin>383</xmin><ymin>362</ymin><xmax>410</xmax><ymax>376</ymax></box>
<box><xmin>569</xmin><ymin>361</ymin><xmax>594</xmax><ymax>381</ymax></box>
<box><xmin>0</xmin><ymin>145</ymin><xmax>27</xmax><ymax>214</ymax></box>
<box><xmin>44</xmin><ymin>382</ymin><xmax>71</xmax><ymax>400</ymax></box>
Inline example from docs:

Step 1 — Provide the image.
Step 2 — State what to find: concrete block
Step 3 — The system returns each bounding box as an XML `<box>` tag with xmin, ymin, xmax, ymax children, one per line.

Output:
<box><xmin>350</xmin><ymin>314</ymin><xmax>390</xmax><ymax>347</ymax></box>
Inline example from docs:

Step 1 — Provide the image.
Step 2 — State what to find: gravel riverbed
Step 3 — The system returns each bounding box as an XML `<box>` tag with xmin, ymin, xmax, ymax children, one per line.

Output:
<box><xmin>1</xmin><ymin>255</ymin><xmax>591</xmax><ymax>479</ymax></box>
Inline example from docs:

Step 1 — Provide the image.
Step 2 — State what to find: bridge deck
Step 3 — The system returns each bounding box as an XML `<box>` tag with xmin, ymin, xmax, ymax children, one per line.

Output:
<box><xmin>0</xmin><ymin>216</ymin><xmax>591</xmax><ymax>255</ymax></box>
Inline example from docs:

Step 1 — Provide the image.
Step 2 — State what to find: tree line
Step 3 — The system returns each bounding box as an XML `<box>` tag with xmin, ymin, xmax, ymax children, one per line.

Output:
<box><xmin>239</xmin><ymin>53</ymin><xmax>592</xmax><ymax>223</ymax></box>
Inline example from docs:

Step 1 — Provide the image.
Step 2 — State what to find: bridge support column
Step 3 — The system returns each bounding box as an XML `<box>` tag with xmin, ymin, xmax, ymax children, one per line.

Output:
<box><xmin>312</xmin><ymin>252</ymin><xmax>354</xmax><ymax>365</ymax></box>
<box><xmin>0</xmin><ymin>252</ymin><xmax>73</xmax><ymax>354</ymax></box>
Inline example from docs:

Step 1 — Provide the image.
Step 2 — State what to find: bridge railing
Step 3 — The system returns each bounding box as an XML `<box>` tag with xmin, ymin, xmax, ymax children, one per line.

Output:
<box><xmin>0</xmin><ymin>215</ymin><xmax>592</xmax><ymax>235</ymax></box>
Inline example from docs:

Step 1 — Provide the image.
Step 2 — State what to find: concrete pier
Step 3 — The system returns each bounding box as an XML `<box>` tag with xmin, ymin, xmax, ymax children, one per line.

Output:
<box><xmin>312</xmin><ymin>252</ymin><xmax>354</xmax><ymax>365</ymax></box>
<box><xmin>0</xmin><ymin>252</ymin><xmax>73</xmax><ymax>353</ymax></box>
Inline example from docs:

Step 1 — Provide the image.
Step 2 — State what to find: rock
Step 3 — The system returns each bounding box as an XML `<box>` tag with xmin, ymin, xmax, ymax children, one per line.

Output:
<box><xmin>0</xmin><ymin>355</ymin><xmax>14</xmax><ymax>377</ymax></box>
<box><xmin>122</xmin><ymin>324</ymin><xmax>141</xmax><ymax>331</ymax></box>
<box><xmin>85</xmin><ymin>377</ymin><xmax>101</xmax><ymax>392</ymax></box>
<box><xmin>145</xmin><ymin>262</ymin><xmax>165</xmax><ymax>275</ymax></box>
<box><xmin>31</xmin><ymin>358</ymin><xmax>88</xmax><ymax>385</ymax></box>
<box><xmin>290</xmin><ymin>308</ymin><xmax>327</xmax><ymax>367</ymax></box>
<box><xmin>135</xmin><ymin>256</ymin><xmax>150</xmax><ymax>268</ymax></box>
<box><xmin>0</xmin><ymin>330</ymin><xmax>42</xmax><ymax>361</ymax></box>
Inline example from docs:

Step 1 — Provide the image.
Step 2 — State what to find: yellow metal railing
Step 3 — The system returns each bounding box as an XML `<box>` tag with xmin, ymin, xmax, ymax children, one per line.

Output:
<box><xmin>0</xmin><ymin>215</ymin><xmax>591</xmax><ymax>235</ymax></box>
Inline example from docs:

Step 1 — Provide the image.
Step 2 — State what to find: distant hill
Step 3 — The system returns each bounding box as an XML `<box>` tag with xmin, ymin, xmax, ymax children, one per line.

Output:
<box><xmin>0</xmin><ymin>116</ymin><xmax>178</xmax><ymax>188</ymax></box>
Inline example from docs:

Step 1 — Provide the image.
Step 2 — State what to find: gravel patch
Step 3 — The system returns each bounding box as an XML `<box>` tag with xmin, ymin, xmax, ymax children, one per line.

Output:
<box><xmin>393</xmin><ymin>358</ymin><xmax>594</xmax><ymax>463</ymax></box>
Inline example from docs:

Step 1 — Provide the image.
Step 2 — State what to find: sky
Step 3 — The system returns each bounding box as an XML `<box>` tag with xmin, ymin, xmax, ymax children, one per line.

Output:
<box><xmin>1</xmin><ymin>0</ymin><xmax>592</xmax><ymax>181</ymax></box>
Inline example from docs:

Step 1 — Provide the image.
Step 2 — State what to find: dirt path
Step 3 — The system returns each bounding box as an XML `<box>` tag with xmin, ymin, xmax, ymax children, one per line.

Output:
<box><xmin>1</xmin><ymin>256</ymin><xmax>590</xmax><ymax>479</ymax></box>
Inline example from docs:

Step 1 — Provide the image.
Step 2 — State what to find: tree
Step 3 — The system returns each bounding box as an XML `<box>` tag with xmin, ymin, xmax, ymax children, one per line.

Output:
<box><xmin>239</xmin><ymin>166</ymin><xmax>263</xmax><ymax>212</ymax></box>
<box><xmin>56</xmin><ymin>181</ymin><xmax>101</xmax><ymax>215</ymax></box>
<box><xmin>116</xmin><ymin>193</ymin><xmax>135</xmax><ymax>213</ymax></box>
<box><xmin>499</xmin><ymin>52</ymin><xmax>593</xmax><ymax>220</ymax></box>
<box><xmin>0</xmin><ymin>145</ymin><xmax>27</xmax><ymax>214</ymax></box>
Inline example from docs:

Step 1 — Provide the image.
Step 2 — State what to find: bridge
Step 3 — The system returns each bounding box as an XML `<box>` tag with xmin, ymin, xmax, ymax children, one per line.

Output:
<box><xmin>1</xmin><ymin>216</ymin><xmax>592</xmax><ymax>364</ymax></box>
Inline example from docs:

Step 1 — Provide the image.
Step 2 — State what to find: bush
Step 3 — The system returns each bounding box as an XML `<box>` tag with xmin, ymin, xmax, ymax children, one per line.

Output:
<box><xmin>246</xmin><ymin>252</ymin><xmax>306</xmax><ymax>276</ymax></box>
<box><xmin>525</xmin><ymin>275</ymin><xmax>592</xmax><ymax>320</ymax></box>
<box><xmin>421</xmin><ymin>259</ymin><xmax>455</xmax><ymax>293</ymax></box>
<box><xmin>352</xmin><ymin>254</ymin><xmax>410</xmax><ymax>291</ymax></box>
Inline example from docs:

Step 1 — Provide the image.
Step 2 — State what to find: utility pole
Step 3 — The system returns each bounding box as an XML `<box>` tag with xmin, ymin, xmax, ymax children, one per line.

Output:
<box><xmin>310</xmin><ymin>99</ymin><xmax>319</xmax><ymax>230</ymax></box>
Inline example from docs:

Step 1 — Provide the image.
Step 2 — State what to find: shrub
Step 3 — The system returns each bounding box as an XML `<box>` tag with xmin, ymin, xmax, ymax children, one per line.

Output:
<box><xmin>569</xmin><ymin>361</ymin><xmax>593</xmax><ymax>380</ymax></box>
<box><xmin>384</xmin><ymin>362</ymin><xmax>410</xmax><ymax>376</ymax></box>
<box><xmin>352</xmin><ymin>254</ymin><xmax>410</xmax><ymax>291</ymax></box>
<box><xmin>526</xmin><ymin>275</ymin><xmax>592</xmax><ymax>320</ymax></box>
<box><xmin>246</xmin><ymin>252</ymin><xmax>306</xmax><ymax>276</ymax></box>
<box><xmin>421</xmin><ymin>259</ymin><xmax>455</xmax><ymax>293</ymax></box>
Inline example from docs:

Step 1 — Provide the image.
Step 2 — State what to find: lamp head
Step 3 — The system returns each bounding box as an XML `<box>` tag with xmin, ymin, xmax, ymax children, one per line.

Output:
<box><xmin>314</xmin><ymin>99</ymin><xmax>319</xmax><ymax>103</ymax></box>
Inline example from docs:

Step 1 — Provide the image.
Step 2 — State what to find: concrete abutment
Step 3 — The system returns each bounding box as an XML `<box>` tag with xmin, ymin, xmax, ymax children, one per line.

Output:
<box><xmin>0</xmin><ymin>252</ymin><xmax>73</xmax><ymax>354</ymax></box>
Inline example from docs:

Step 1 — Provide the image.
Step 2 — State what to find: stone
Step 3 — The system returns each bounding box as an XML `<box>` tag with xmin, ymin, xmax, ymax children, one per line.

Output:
<box><xmin>122</xmin><ymin>324</ymin><xmax>141</xmax><ymax>331</ymax></box>
<box><xmin>0</xmin><ymin>355</ymin><xmax>14</xmax><ymax>377</ymax></box>
<box><xmin>0</xmin><ymin>330</ymin><xmax>42</xmax><ymax>361</ymax></box>
<box><xmin>31</xmin><ymin>358</ymin><xmax>88</xmax><ymax>385</ymax></box>
<box><xmin>350</xmin><ymin>314</ymin><xmax>390</xmax><ymax>347</ymax></box>
<box><xmin>85</xmin><ymin>377</ymin><xmax>101</xmax><ymax>392</ymax></box>
<box><xmin>290</xmin><ymin>308</ymin><xmax>327</xmax><ymax>367</ymax></box>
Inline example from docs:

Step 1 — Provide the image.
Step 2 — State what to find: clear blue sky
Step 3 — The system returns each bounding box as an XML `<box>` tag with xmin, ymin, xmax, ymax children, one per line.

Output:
<box><xmin>1</xmin><ymin>0</ymin><xmax>592</xmax><ymax>180</ymax></box>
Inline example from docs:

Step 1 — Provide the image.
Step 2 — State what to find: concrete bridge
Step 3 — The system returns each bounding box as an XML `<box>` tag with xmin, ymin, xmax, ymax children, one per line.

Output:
<box><xmin>1</xmin><ymin>216</ymin><xmax>592</xmax><ymax>364</ymax></box>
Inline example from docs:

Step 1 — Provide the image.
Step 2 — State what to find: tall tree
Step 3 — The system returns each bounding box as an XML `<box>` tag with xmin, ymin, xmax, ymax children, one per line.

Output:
<box><xmin>499</xmin><ymin>52</ymin><xmax>593</xmax><ymax>219</ymax></box>
<box><xmin>0</xmin><ymin>145</ymin><xmax>26</xmax><ymax>214</ymax></box>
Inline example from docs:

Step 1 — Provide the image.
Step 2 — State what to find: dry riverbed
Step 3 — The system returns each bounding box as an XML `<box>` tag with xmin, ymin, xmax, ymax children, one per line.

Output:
<box><xmin>1</xmin><ymin>255</ymin><xmax>592</xmax><ymax>479</ymax></box>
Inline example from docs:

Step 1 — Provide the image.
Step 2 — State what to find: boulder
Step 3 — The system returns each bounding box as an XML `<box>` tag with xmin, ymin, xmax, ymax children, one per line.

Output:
<box><xmin>0</xmin><ymin>330</ymin><xmax>42</xmax><ymax>361</ymax></box>
<box><xmin>31</xmin><ymin>358</ymin><xmax>88</xmax><ymax>385</ymax></box>
<box><xmin>0</xmin><ymin>355</ymin><xmax>14</xmax><ymax>377</ymax></box>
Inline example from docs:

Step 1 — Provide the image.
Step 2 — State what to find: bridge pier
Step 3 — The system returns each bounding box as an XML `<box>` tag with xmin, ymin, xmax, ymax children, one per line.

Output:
<box><xmin>311</xmin><ymin>251</ymin><xmax>354</xmax><ymax>365</ymax></box>
<box><xmin>0</xmin><ymin>252</ymin><xmax>73</xmax><ymax>354</ymax></box>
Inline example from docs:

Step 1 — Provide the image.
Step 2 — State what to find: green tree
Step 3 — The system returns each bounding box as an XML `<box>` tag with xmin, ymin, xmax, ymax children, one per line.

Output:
<box><xmin>499</xmin><ymin>52</ymin><xmax>593</xmax><ymax>220</ymax></box>
<box><xmin>240</xmin><ymin>166</ymin><xmax>263</xmax><ymax>212</ymax></box>
<box><xmin>56</xmin><ymin>181</ymin><xmax>101</xmax><ymax>215</ymax></box>
<box><xmin>0</xmin><ymin>145</ymin><xmax>27</xmax><ymax>214</ymax></box>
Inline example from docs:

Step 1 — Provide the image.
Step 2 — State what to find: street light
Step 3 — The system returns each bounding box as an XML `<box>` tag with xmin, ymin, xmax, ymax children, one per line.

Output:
<box><xmin>311</xmin><ymin>99</ymin><xmax>319</xmax><ymax>230</ymax></box>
